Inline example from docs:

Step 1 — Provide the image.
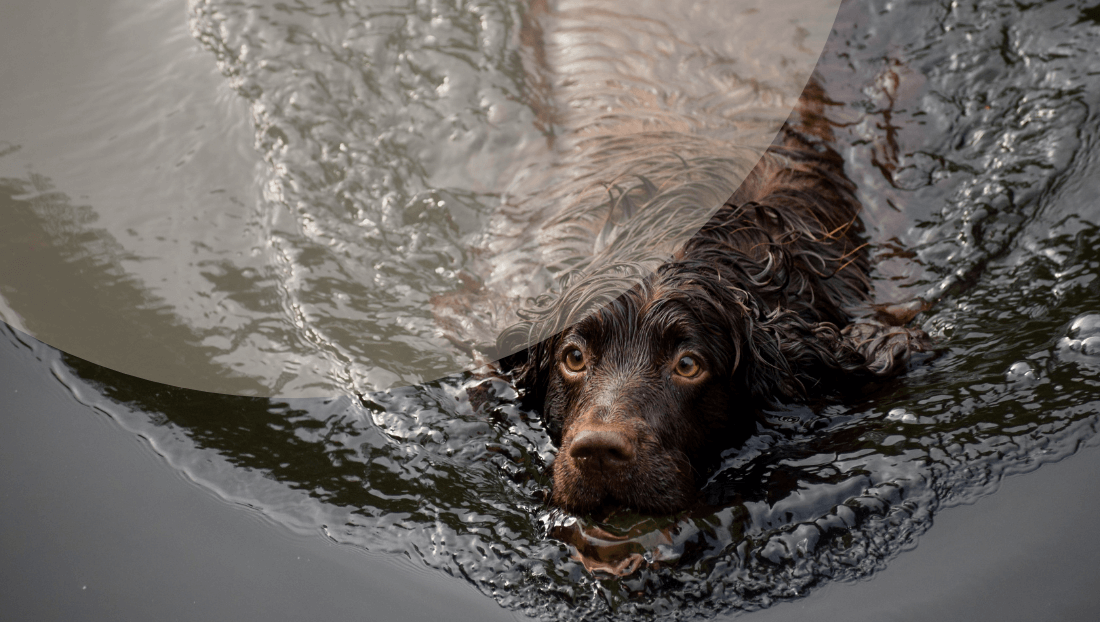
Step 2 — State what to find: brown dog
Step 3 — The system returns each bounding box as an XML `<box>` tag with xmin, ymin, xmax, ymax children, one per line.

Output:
<box><xmin>500</xmin><ymin>82</ymin><xmax>929</xmax><ymax>515</ymax></box>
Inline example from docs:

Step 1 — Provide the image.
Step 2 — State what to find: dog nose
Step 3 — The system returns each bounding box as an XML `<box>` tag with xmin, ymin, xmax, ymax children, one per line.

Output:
<box><xmin>568</xmin><ymin>429</ymin><xmax>636</xmax><ymax>470</ymax></box>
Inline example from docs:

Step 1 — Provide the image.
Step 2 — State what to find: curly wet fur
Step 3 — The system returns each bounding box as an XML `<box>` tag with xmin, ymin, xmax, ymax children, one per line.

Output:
<box><xmin>499</xmin><ymin>83</ymin><xmax>930</xmax><ymax>515</ymax></box>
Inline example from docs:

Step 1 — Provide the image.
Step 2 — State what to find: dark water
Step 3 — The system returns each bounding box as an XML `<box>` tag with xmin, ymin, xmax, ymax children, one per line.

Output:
<box><xmin>4</xmin><ymin>0</ymin><xmax>1100</xmax><ymax>620</ymax></box>
<box><xmin>0</xmin><ymin>325</ymin><xmax>512</xmax><ymax>622</ymax></box>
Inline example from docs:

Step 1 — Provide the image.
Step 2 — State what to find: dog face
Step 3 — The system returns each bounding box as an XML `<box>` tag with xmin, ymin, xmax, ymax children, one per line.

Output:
<box><xmin>539</xmin><ymin>282</ymin><xmax>756</xmax><ymax>515</ymax></box>
<box><xmin>509</xmin><ymin>260</ymin><xmax>894</xmax><ymax>515</ymax></box>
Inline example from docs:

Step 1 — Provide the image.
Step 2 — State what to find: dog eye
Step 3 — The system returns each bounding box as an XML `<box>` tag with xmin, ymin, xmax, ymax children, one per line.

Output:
<box><xmin>562</xmin><ymin>347</ymin><xmax>586</xmax><ymax>372</ymax></box>
<box><xmin>674</xmin><ymin>354</ymin><xmax>701</xmax><ymax>378</ymax></box>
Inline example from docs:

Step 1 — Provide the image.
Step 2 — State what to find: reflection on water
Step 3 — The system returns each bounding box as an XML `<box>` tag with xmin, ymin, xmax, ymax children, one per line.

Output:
<box><xmin>0</xmin><ymin>174</ymin><xmax>268</xmax><ymax>395</ymax></box>
<box><xmin>6</xmin><ymin>0</ymin><xmax>1100</xmax><ymax>619</ymax></box>
<box><xmin>1</xmin><ymin>0</ymin><xmax>835</xmax><ymax>394</ymax></box>
<box><xmin>183</xmin><ymin>0</ymin><xmax>836</xmax><ymax>391</ymax></box>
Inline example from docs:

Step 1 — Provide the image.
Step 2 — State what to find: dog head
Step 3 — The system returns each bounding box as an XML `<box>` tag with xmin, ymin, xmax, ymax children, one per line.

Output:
<box><xmin>509</xmin><ymin>257</ymin><xmax>821</xmax><ymax>514</ymax></box>
<box><xmin>540</xmin><ymin>277</ymin><xmax>753</xmax><ymax>513</ymax></box>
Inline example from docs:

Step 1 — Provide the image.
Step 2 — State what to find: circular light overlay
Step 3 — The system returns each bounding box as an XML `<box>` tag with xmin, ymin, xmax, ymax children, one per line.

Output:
<box><xmin>0</xmin><ymin>0</ymin><xmax>840</xmax><ymax>396</ymax></box>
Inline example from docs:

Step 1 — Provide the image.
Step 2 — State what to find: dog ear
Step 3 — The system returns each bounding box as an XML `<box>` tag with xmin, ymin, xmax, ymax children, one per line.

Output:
<box><xmin>743</xmin><ymin>309</ymin><xmax>867</xmax><ymax>402</ymax></box>
<box><xmin>745</xmin><ymin>310</ymin><xmax>932</xmax><ymax>401</ymax></box>
<box><xmin>497</xmin><ymin>333</ymin><xmax>563</xmax><ymax>441</ymax></box>
<box><xmin>528</xmin><ymin>338</ymin><xmax>567</xmax><ymax>443</ymax></box>
<box><xmin>499</xmin><ymin>338</ymin><xmax>548</xmax><ymax>401</ymax></box>
<box><xmin>841</xmin><ymin>321</ymin><xmax>934</xmax><ymax>377</ymax></box>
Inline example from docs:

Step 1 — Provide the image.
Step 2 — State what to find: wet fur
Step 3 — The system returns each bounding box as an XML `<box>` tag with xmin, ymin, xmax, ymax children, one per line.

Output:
<box><xmin>499</xmin><ymin>82</ymin><xmax>930</xmax><ymax>514</ymax></box>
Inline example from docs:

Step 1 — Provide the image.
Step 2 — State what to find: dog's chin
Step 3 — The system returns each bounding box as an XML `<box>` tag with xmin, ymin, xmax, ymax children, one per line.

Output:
<box><xmin>550</xmin><ymin>451</ymin><xmax>697</xmax><ymax>516</ymax></box>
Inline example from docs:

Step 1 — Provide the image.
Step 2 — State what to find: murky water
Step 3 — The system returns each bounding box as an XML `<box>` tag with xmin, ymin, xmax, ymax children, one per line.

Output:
<box><xmin>4</xmin><ymin>0</ymin><xmax>1100</xmax><ymax>619</ymax></box>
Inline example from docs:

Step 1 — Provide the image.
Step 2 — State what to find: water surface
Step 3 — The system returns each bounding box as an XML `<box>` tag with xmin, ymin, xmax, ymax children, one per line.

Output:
<box><xmin>3</xmin><ymin>0</ymin><xmax>1100</xmax><ymax>619</ymax></box>
<box><xmin>1</xmin><ymin>0</ymin><xmax>837</xmax><ymax>393</ymax></box>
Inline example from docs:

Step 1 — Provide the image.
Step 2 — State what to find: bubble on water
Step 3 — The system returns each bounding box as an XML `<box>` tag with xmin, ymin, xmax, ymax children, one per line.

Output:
<box><xmin>1005</xmin><ymin>361</ymin><xmax>1038</xmax><ymax>382</ymax></box>
<box><xmin>1083</xmin><ymin>336</ymin><xmax>1100</xmax><ymax>356</ymax></box>
<box><xmin>1067</xmin><ymin>314</ymin><xmax>1100</xmax><ymax>340</ymax></box>
<box><xmin>1056</xmin><ymin>313</ymin><xmax>1100</xmax><ymax>367</ymax></box>
<box><xmin>885</xmin><ymin>408</ymin><xmax>918</xmax><ymax>423</ymax></box>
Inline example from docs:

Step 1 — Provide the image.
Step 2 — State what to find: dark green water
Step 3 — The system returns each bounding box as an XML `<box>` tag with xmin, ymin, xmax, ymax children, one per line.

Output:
<box><xmin>3</xmin><ymin>0</ymin><xmax>1100</xmax><ymax>620</ymax></box>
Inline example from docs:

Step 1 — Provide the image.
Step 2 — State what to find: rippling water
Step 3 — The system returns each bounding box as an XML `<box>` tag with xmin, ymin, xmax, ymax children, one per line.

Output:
<box><xmin>181</xmin><ymin>0</ymin><xmax>831</xmax><ymax>391</ymax></box>
<box><xmin>5</xmin><ymin>0</ymin><xmax>1100</xmax><ymax>619</ymax></box>
<box><xmin>1</xmin><ymin>0</ymin><xmax>833</xmax><ymax>393</ymax></box>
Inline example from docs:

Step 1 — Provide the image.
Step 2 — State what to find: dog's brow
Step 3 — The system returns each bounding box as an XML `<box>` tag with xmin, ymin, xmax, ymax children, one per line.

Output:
<box><xmin>560</xmin><ymin>332</ymin><xmax>588</xmax><ymax>351</ymax></box>
<box><xmin>641</xmin><ymin>302</ymin><xmax>693</xmax><ymax>335</ymax></box>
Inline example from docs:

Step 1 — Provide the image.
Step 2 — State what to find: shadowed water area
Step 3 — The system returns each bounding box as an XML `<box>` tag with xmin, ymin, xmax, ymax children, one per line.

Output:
<box><xmin>3</xmin><ymin>0</ymin><xmax>1100</xmax><ymax>619</ymax></box>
